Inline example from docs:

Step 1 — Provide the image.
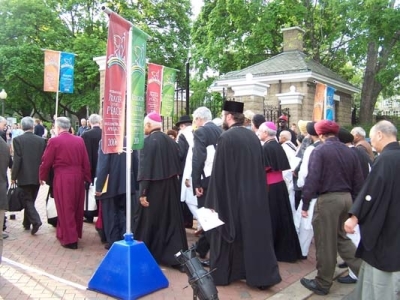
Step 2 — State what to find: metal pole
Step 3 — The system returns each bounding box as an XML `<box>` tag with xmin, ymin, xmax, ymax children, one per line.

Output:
<box><xmin>185</xmin><ymin>57</ymin><xmax>191</xmax><ymax>115</ymax></box>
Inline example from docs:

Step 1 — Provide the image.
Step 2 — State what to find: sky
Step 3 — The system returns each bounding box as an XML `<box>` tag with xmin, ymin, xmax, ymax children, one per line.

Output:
<box><xmin>191</xmin><ymin>0</ymin><xmax>204</xmax><ymax>19</ymax></box>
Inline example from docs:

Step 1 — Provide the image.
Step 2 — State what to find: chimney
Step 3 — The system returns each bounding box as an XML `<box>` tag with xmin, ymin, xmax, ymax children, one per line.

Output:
<box><xmin>281</xmin><ymin>26</ymin><xmax>305</xmax><ymax>52</ymax></box>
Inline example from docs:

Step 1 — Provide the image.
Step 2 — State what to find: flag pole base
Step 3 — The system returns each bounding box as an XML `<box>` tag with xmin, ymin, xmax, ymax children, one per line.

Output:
<box><xmin>88</xmin><ymin>233</ymin><xmax>169</xmax><ymax>299</ymax></box>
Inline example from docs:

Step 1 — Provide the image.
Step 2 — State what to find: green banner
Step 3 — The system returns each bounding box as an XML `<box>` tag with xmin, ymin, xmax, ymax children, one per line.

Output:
<box><xmin>131</xmin><ymin>26</ymin><xmax>149</xmax><ymax>150</ymax></box>
<box><xmin>160</xmin><ymin>67</ymin><xmax>176</xmax><ymax>117</ymax></box>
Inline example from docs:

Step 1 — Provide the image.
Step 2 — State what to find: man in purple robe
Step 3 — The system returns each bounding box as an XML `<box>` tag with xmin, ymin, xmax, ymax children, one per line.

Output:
<box><xmin>39</xmin><ymin>117</ymin><xmax>91</xmax><ymax>249</ymax></box>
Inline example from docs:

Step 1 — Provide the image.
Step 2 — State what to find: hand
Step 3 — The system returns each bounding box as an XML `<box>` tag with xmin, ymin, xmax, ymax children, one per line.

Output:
<box><xmin>301</xmin><ymin>210</ymin><xmax>308</xmax><ymax>218</ymax></box>
<box><xmin>40</xmin><ymin>180</ymin><xmax>46</xmax><ymax>185</ymax></box>
<box><xmin>185</xmin><ymin>179</ymin><xmax>191</xmax><ymax>188</ymax></box>
<box><xmin>95</xmin><ymin>191</ymin><xmax>102</xmax><ymax>197</ymax></box>
<box><xmin>344</xmin><ymin>216</ymin><xmax>358</xmax><ymax>234</ymax></box>
<box><xmin>140</xmin><ymin>196</ymin><xmax>149</xmax><ymax>207</ymax></box>
<box><xmin>195</xmin><ymin>187</ymin><xmax>203</xmax><ymax>197</ymax></box>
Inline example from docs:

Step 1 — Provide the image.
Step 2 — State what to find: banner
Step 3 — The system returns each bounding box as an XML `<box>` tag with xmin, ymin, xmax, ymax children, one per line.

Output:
<box><xmin>130</xmin><ymin>26</ymin><xmax>149</xmax><ymax>150</ymax></box>
<box><xmin>102</xmin><ymin>13</ymin><xmax>131</xmax><ymax>154</ymax></box>
<box><xmin>59</xmin><ymin>52</ymin><xmax>75</xmax><ymax>93</ymax></box>
<box><xmin>43</xmin><ymin>50</ymin><xmax>60</xmax><ymax>92</ymax></box>
<box><xmin>160</xmin><ymin>67</ymin><xmax>177</xmax><ymax>117</ymax></box>
<box><xmin>312</xmin><ymin>83</ymin><xmax>326</xmax><ymax>121</ymax></box>
<box><xmin>146</xmin><ymin>63</ymin><xmax>163</xmax><ymax>114</ymax></box>
<box><xmin>325</xmin><ymin>86</ymin><xmax>336</xmax><ymax>121</ymax></box>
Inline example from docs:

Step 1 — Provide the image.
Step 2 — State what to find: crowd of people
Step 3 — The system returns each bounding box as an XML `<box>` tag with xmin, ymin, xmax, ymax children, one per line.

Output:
<box><xmin>0</xmin><ymin>104</ymin><xmax>399</xmax><ymax>299</ymax></box>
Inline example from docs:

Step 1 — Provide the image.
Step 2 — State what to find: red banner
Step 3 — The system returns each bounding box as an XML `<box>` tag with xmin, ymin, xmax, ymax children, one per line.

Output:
<box><xmin>312</xmin><ymin>83</ymin><xmax>326</xmax><ymax>121</ymax></box>
<box><xmin>43</xmin><ymin>50</ymin><xmax>60</xmax><ymax>92</ymax></box>
<box><xmin>146</xmin><ymin>63</ymin><xmax>163</xmax><ymax>114</ymax></box>
<box><xmin>102</xmin><ymin>13</ymin><xmax>131</xmax><ymax>153</ymax></box>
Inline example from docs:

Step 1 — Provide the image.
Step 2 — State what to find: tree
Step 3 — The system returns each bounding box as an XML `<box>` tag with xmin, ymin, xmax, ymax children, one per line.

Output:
<box><xmin>344</xmin><ymin>0</ymin><xmax>400</xmax><ymax>124</ymax></box>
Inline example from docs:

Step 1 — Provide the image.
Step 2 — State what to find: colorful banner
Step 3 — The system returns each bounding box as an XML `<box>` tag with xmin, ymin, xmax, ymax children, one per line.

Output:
<box><xmin>312</xmin><ymin>83</ymin><xmax>326</xmax><ymax>121</ymax></box>
<box><xmin>59</xmin><ymin>52</ymin><xmax>75</xmax><ymax>93</ymax></box>
<box><xmin>160</xmin><ymin>67</ymin><xmax>177</xmax><ymax>117</ymax></box>
<box><xmin>146</xmin><ymin>63</ymin><xmax>163</xmax><ymax>114</ymax></box>
<box><xmin>325</xmin><ymin>86</ymin><xmax>336</xmax><ymax>121</ymax></box>
<box><xmin>102</xmin><ymin>13</ymin><xmax>131</xmax><ymax>154</ymax></box>
<box><xmin>130</xmin><ymin>26</ymin><xmax>149</xmax><ymax>150</ymax></box>
<box><xmin>43</xmin><ymin>50</ymin><xmax>60</xmax><ymax>92</ymax></box>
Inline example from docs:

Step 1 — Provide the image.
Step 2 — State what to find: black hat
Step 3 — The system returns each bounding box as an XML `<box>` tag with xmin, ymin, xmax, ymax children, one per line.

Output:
<box><xmin>175</xmin><ymin>115</ymin><xmax>192</xmax><ymax>127</ymax></box>
<box><xmin>338</xmin><ymin>127</ymin><xmax>354</xmax><ymax>144</ymax></box>
<box><xmin>223</xmin><ymin>101</ymin><xmax>244</xmax><ymax>113</ymax></box>
<box><xmin>306</xmin><ymin>121</ymin><xmax>318</xmax><ymax>136</ymax></box>
<box><xmin>252</xmin><ymin>114</ymin><xmax>266</xmax><ymax>129</ymax></box>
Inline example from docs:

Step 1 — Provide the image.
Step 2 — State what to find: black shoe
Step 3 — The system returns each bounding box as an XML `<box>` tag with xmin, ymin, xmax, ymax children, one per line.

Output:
<box><xmin>23</xmin><ymin>225</ymin><xmax>30</xmax><ymax>230</ymax></box>
<box><xmin>83</xmin><ymin>218</ymin><xmax>93</xmax><ymax>223</ymax></box>
<box><xmin>171</xmin><ymin>264</ymin><xmax>186</xmax><ymax>273</ymax></box>
<box><xmin>31</xmin><ymin>223</ymin><xmax>42</xmax><ymax>235</ymax></box>
<box><xmin>62</xmin><ymin>242</ymin><xmax>78</xmax><ymax>250</ymax></box>
<box><xmin>337</xmin><ymin>275</ymin><xmax>357</xmax><ymax>284</ymax></box>
<box><xmin>300</xmin><ymin>255</ymin><xmax>308</xmax><ymax>260</ymax></box>
<box><xmin>200</xmin><ymin>259</ymin><xmax>210</xmax><ymax>268</ymax></box>
<box><xmin>300</xmin><ymin>278</ymin><xmax>329</xmax><ymax>295</ymax></box>
<box><xmin>338</xmin><ymin>262</ymin><xmax>348</xmax><ymax>268</ymax></box>
<box><xmin>191</xmin><ymin>243</ymin><xmax>207</xmax><ymax>259</ymax></box>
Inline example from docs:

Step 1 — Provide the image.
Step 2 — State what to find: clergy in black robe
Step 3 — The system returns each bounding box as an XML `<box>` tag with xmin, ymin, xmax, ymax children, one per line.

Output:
<box><xmin>205</xmin><ymin>101</ymin><xmax>281</xmax><ymax>288</ymax></box>
<box><xmin>258</xmin><ymin>122</ymin><xmax>302</xmax><ymax>262</ymax></box>
<box><xmin>134</xmin><ymin>112</ymin><xmax>188</xmax><ymax>269</ymax></box>
<box><xmin>345</xmin><ymin>121</ymin><xmax>400</xmax><ymax>299</ymax></box>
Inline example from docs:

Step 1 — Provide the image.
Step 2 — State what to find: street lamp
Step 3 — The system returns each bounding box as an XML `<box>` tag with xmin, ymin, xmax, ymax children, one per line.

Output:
<box><xmin>0</xmin><ymin>89</ymin><xmax>7</xmax><ymax>116</ymax></box>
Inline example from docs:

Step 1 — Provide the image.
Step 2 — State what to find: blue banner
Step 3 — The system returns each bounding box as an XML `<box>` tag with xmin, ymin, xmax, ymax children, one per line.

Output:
<box><xmin>59</xmin><ymin>52</ymin><xmax>75</xmax><ymax>93</ymax></box>
<box><xmin>325</xmin><ymin>86</ymin><xmax>335</xmax><ymax>121</ymax></box>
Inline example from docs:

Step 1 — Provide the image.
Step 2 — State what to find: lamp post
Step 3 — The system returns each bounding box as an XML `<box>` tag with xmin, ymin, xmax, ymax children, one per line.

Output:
<box><xmin>0</xmin><ymin>89</ymin><xmax>7</xmax><ymax>116</ymax></box>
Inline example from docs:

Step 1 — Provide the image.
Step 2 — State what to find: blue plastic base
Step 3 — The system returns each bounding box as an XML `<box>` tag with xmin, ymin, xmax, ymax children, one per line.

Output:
<box><xmin>88</xmin><ymin>233</ymin><xmax>169</xmax><ymax>300</ymax></box>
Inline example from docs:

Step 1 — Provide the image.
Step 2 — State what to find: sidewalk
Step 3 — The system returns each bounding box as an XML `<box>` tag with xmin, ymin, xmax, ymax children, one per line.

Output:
<box><xmin>0</xmin><ymin>185</ymin><xmax>354</xmax><ymax>299</ymax></box>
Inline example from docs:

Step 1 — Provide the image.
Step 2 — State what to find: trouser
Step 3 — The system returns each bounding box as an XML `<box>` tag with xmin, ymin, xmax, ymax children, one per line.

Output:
<box><xmin>20</xmin><ymin>184</ymin><xmax>41</xmax><ymax>228</ymax></box>
<box><xmin>0</xmin><ymin>209</ymin><xmax>4</xmax><ymax>263</ymax></box>
<box><xmin>196</xmin><ymin>191</ymin><xmax>210</xmax><ymax>258</ymax></box>
<box><xmin>101</xmin><ymin>194</ymin><xmax>127</xmax><ymax>245</ymax></box>
<box><xmin>312</xmin><ymin>192</ymin><xmax>362</xmax><ymax>290</ymax></box>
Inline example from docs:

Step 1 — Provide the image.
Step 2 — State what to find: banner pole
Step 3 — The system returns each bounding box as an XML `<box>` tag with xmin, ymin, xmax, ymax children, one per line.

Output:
<box><xmin>55</xmin><ymin>51</ymin><xmax>61</xmax><ymax>117</ymax></box>
<box><xmin>125</xmin><ymin>26</ymin><xmax>133</xmax><ymax>235</ymax></box>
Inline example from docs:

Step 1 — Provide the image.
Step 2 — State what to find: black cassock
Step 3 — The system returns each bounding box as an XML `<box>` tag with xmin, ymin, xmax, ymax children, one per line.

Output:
<box><xmin>134</xmin><ymin>130</ymin><xmax>188</xmax><ymax>266</ymax></box>
<box><xmin>349</xmin><ymin>141</ymin><xmax>400</xmax><ymax>272</ymax></box>
<box><xmin>262</xmin><ymin>139</ymin><xmax>302</xmax><ymax>262</ymax></box>
<box><xmin>205</xmin><ymin>125</ymin><xmax>281</xmax><ymax>287</ymax></box>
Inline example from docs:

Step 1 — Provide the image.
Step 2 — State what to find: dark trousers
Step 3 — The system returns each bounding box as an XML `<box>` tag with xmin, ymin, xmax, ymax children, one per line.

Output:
<box><xmin>196</xmin><ymin>190</ymin><xmax>210</xmax><ymax>258</ymax></box>
<box><xmin>20</xmin><ymin>184</ymin><xmax>41</xmax><ymax>228</ymax></box>
<box><xmin>313</xmin><ymin>192</ymin><xmax>362</xmax><ymax>290</ymax></box>
<box><xmin>101</xmin><ymin>194</ymin><xmax>127</xmax><ymax>245</ymax></box>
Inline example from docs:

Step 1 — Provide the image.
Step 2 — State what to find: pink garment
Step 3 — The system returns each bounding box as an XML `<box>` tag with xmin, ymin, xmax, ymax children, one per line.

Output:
<box><xmin>266</xmin><ymin>169</ymin><xmax>284</xmax><ymax>185</ymax></box>
<box><xmin>39</xmin><ymin>132</ymin><xmax>91</xmax><ymax>245</ymax></box>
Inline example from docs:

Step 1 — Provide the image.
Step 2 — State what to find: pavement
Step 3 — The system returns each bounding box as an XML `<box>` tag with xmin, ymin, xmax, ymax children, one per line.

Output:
<box><xmin>0</xmin><ymin>184</ymin><xmax>356</xmax><ymax>299</ymax></box>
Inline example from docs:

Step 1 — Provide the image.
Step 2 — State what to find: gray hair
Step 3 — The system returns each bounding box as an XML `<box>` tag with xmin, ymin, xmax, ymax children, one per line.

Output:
<box><xmin>21</xmin><ymin>116</ymin><xmax>34</xmax><ymax>131</ymax></box>
<box><xmin>279</xmin><ymin>130</ymin><xmax>292</xmax><ymax>141</ymax></box>
<box><xmin>351</xmin><ymin>126</ymin><xmax>366</xmax><ymax>137</ymax></box>
<box><xmin>0</xmin><ymin>116</ymin><xmax>6</xmax><ymax>124</ymax></box>
<box><xmin>88</xmin><ymin>114</ymin><xmax>102</xmax><ymax>125</ymax></box>
<box><xmin>192</xmin><ymin>106</ymin><xmax>212</xmax><ymax>122</ymax></box>
<box><xmin>259</xmin><ymin>123</ymin><xmax>276</xmax><ymax>137</ymax></box>
<box><xmin>56</xmin><ymin>117</ymin><xmax>71</xmax><ymax>130</ymax></box>
<box><xmin>371</xmin><ymin>120</ymin><xmax>397</xmax><ymax>138</ymax></box>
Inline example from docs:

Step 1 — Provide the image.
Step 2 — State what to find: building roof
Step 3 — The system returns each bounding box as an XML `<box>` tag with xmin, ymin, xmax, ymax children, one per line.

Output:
<box><xmin>219</xmin><ymin>50</ymin><xmax>354</xmax><ymax>88</ymax></box>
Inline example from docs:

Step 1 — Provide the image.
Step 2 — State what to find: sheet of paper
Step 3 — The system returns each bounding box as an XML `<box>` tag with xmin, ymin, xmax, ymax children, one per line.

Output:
<box><xmin>196</xmin><ymin>207</ymin><xmax>224</xmax><ymax>231</ymax></box>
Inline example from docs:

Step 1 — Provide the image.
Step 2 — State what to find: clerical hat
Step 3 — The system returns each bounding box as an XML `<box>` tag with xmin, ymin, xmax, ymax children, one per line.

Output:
<box><xmin>175</xmin><ymin>115</ymin><xmax>192</xmax><ymax>127</ymax></box>
<box><xmin>223</xmin><ymin>101</ymin><xmax>244</xmax><ymax>113</ymax></box>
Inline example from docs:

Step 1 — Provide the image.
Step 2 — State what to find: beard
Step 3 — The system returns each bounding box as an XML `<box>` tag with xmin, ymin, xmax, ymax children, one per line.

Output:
<box><xmin>222</xmin><ymin>121</ymin><xmax>230</xmax><ymax>131</ymax></box>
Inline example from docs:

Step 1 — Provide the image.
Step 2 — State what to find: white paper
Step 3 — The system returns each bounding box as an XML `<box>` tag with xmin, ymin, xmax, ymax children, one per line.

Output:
<box><xmin>196</xmin><ymin>207</ymin><xmax>224</xmax><ymax>231</ymax></box>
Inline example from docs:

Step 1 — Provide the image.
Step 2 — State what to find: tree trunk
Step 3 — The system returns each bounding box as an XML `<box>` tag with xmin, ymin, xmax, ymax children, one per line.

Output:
<box><xmin>359</xmin><ymin>41</ymin><xmax>382</xmax><ymax>124</ymax></box>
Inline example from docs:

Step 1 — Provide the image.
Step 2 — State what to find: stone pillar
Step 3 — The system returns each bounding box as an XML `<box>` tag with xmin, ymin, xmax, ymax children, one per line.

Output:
<box><xmin>276</xmin><ymin>85</ymin><xmax>305</xmax><ymax>126</ymax></box>
<box><xmin>93</xmin><ymin>56</ymin><xmax>106</xmax><ymax>115</ymax></box>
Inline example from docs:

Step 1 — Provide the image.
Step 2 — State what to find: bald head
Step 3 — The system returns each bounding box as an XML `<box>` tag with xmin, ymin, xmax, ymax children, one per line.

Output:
<box><xmin>370</xmin><ymin>120</ymin><xmax>397</xmax><ymax>153</ymax></box>
<box><xmin>278</xmin><ymin>130</ymin><xmax>292</xmax><ymax>144</ymax></box>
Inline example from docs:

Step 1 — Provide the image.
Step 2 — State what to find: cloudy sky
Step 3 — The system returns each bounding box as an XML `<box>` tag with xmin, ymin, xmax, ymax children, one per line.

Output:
<box><xmin>191</xmin><ymin>0</ymin><xmax>204</xmax><ymax>18</ymax></box>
